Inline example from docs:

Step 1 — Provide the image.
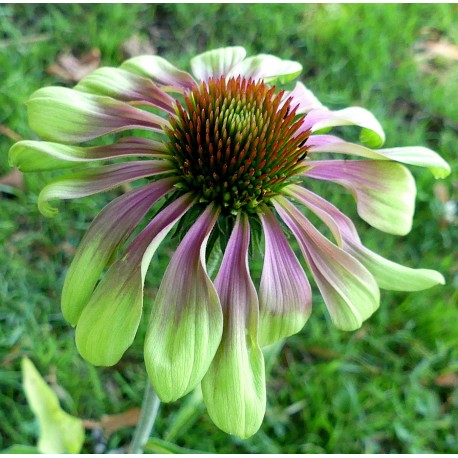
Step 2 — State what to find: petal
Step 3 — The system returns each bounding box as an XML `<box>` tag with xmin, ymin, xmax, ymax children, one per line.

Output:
<box><xmin>308</xmin><ymin>136</ymin><xmax>451</xmax><ymax>179</ymax></box>
<box><xmin>287</xmin><ymin>184</ymin><xmax>445</xmax><ymax>291</ymax></box>
<box><xmin>145</xmin><ymin>205</ymin><xmax>223</xmax><ymax>402</ymax></box>
<box><xmin>258</xmin><ymin>206</ymin><xmax>312</xmax><ymax>346</ymax></box>
<box><xmin>27</xmin><ymin>87</ymin><xmax>169</xmax><ymax>144</ymax></box>
<box><xmin>201</xmin><ymin>213</ymin><xmax>266</xmax><ymax>439</ymax></box>
<box><xmin>38</xmin><ymin>160</ymin><xmax>172</xmax><ymax>217</ymax></box>
<box><xmin>190</xmin><ymin>46</ymin><xmax>247</xmax><ymax>81</ymax></box>
<box><xmin>283</xmin><ymin>81</ymin><xmax>325</xmax><ymax>114</ymax></box>
<box><xmin>302</xmin><ymin>107</ymin><xmax>386</xmax><ymax>148</ymax></box>
<box><xmin>75</xmin><ymin>193</ymin><xmax>194</xmax><ymax>366</ymax></box>
<box><xmin>304</xmin><ymin>160</ymin><xmax>416</xmax><ymax>235</ymax></box>
<box><xmin>228</xmin><ymin>54</ymin><xmax>302</xmax><ymax>84</ymax></box>
<box><xmin>121</xmin><ymin>55</ymin><xmax>196</xmax><ymax>91</ymax></box>
<box><xmin>274</xmin><ymin>196</ymin><xmax>380</xmax><ymax>331</ymax></box>
<box><xmin>75</xmin><ymin>67</ymin><xmax>176</xmax><ymax>113</ymax></box>
<box><xmin>62</xmin><ymin>178</ymin><xmax>176</xmax><ymax>325</ymax></box>
<box><xmin>9</xmin><ymin>137</ymin><xmax>170</xmax><ymax>172</ymax></box>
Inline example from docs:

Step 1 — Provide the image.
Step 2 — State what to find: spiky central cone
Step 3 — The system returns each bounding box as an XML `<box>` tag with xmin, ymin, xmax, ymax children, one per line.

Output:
<box><xmin>166</xmin><ymin>77</ymin><xmax>309</xmax><ymax>213</ymax></box>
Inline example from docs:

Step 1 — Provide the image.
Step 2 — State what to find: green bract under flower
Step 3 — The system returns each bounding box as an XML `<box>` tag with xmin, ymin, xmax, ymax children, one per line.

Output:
<box><xmin>9</xmin><ymin>46</ymin><xmax>450</xmax><ymax>439</ymax></box>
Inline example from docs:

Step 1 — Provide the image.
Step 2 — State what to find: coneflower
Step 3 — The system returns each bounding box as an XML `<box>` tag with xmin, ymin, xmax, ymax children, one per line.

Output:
<box><xmin>9</xmin><ymin>46</ymin><xmax>450</xmax><ymax>438</ymax></box>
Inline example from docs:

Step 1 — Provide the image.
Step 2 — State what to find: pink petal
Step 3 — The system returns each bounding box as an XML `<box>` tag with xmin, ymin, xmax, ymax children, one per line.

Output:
<box><xmin>286</xmin><ymin>184</ymin><xmax>445</xmax><ymax>292</ymax></box>
<box><xmin>303</xmin><ymin>159</ymin><xmax>416</xmax><ymax>235</ymax></box>
<box><xmin>258</xmin><ymin>206</ymin><xmax>312</xmax><ymax>346</ymax></box>
<box><xmin>38</xmin><ymin>160</ymin><xmax>173</xmax><ymax>217</ymax></box>
<box><xmin>62</xmin><ymin>178</ymin><xmax>176</xmax><ymax>325</ymax></box>
<box><xmin>202</xmin><ymin>213</ymin><xmax>266</xmax><ymax>438</ymax></box>
<box><xmin>145</xmin><ymin>204</ymin><xmax>223</xmax><ymax>402</ymax></box>
<box><xmin>75</xmin><ymin>193</ymin><xmax>195</xmax><ymax>366</ymax></box>
<box><xmin>274</xmin><ymin>196</ymin><xmax>379</xmax><ymax>331</ymax></box>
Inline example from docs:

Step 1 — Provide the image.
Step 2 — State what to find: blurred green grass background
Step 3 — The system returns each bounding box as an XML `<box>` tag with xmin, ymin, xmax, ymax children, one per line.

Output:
<box><xmin>0</xmin><ymin>4</ymin><xmax>457</xmax><ymax>453</ymax></box>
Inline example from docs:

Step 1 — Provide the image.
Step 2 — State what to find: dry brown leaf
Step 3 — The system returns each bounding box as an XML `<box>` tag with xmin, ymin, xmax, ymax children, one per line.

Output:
<box><xmin>100</xmin><ymin>408</ymin><xmax>141</xmax><ymax>436</ymax></box>
<box><xmin>47</xmin><ymin>48</ymin><xmax>101</xmax><ymax>83</ymax></box>
<box><xmin>414</xmin><ymin>29</ymin><xmax>458</xmax><ymax>76</ymax></box>
<box><xmin>121</xmin><ymin>34</ymin><xmax>156</xmax><ymax>58</ymax></box>
<box><xmin>421</xmin><ymin>40</ymin><xmax>458</xmax><ymax>61</ymax></box>
<box><xmin>435</xmin><ymin>372</ymin><xmax>458</xmax><ymax>387</ymax></box>
<box><xmin>0</xmin><ymin>168</ymin><xmax>25</xmax><ymax>191</ymax></box>
<box><xmin>434</xmin><ymin>183</ymin><xmax>450</xmax><ymax>204</ymax></box>
<box><xmin>0</xmin><ymin>124</ymin><xmax>22</xmax><ymax>142</ymax></box>
<box><xmin>307</xmin><ymin>346</ymin><xmax>341</xmax><ymax>359</ymax></box>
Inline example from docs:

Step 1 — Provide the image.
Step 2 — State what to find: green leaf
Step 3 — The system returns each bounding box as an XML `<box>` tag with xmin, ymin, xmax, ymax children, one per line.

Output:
<box><xmin>145</xmin><ymin>438</ymin><xmax>209</xmax><ymax>454</ymax></box>
<box><xmin>1</xmin><ymin>445</ymin><xmax>41</xmax><ymax>454</ymax></box>
<box><xmin>22</xmin><ymin>358</ymin><xmax>84</xmax><ymax>454</ymax></box>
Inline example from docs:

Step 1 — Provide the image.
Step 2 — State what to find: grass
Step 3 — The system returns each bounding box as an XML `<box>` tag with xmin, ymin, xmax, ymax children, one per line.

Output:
<box><xmin>1</xmin><ymin>3</ymin><xmax>457</xmax><ymax>453</ymax></box>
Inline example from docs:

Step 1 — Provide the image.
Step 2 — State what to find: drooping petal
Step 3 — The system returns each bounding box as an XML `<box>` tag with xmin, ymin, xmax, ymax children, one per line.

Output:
<box><xmin>121</xmin><ymin>55</ymin><xmax>196</xmax><ymax>91</ymax></box>
<box><xmin>301</xmin><ymin>107</ymin><xmax>386</xmax><ymax>148</ymax></box>
<box><xmin>274</xmin><ymin>196</ymin><xmax>380</xmax><ymax>331</ymax></box>
<box><xmin>38</xmin><ymin>160</ymin><xmax>172</xmax><ymax>217</ymax></box>
<box><xmin>303</xmin><ymin>160</ymin><xmax>416</xmax><ymax>235</ymax></box>
<box><xmin>228</xmin><ymin>54</ymin><xmax>302</xmax><ymax>84</ymax></box>
<box><xmin>287</xmin><ymin>184</ymin><xmax>445</xmax><ymax>291</ymax></box>
<box><xmin>75</xmin><ymin>67</ymin><xmax>176</xmax><ymax>113</ymax></box>
<box><xmin>202</xmin><ymin>213</ymin><xmax>266</xmax><ymax>439</ymax></box>
<box><xmin>9</xmin><ymin>137</ymin><xmax>170</xmax><ymax>172</ymax></box>
<box><xmin>145</xmin><ymin>205</ymin><xmax>223</xmax><ymax>402</ymax></box>
<box><xmin>190</xmin><ymin>46</ymin><xmax>247</xmax><ymax>81</ymax></box>
<box><xmin>27</xmin><ymin>87</ymin><xmax>169</xmax><ymax>144</ymax></box>
<box><xmin>258</xmin><ymin>206</ymin><xmax>311</xmax><ymax>346</ymax></box>
<box><xmin>308</xmin><ymin>135</ymin><xmax>451</xmax><ymax>179</ymax></box>
<box><xmin>75</xmin><ymin>193</ymin><xmax>194</xmax><ymax>366</ymax></box>
<box><xmin>283</xmin><ymin>81</ymin><xmax>325</xmax><ymax>114</ymax></box>
<box><xmin>62</xmin><ymin>178</ymin><xmax>176</xmax><ymax>325</ymax></box>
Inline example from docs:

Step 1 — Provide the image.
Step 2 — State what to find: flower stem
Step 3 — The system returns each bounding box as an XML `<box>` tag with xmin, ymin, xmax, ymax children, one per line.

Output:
<box><xmin>130</xmin><ymin>382</ymin><xmax>161</xmax><ymax>454</ymax></box>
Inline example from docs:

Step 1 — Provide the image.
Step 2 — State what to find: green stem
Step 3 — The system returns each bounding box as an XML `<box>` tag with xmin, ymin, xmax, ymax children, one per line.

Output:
<box><xmin>130</xmin><ymin>382</ymin><xmax>161</xmax><ymax>454</ymax></box>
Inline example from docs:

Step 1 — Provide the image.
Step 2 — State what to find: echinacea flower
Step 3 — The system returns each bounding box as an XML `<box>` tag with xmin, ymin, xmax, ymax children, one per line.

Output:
<box><xmin>9</xmin><ymin>46</ymin><xmax>450</xmax><ymax>438</ymax></box>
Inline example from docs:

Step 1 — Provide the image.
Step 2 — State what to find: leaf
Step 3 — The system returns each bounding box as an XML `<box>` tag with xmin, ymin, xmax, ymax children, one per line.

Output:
<box><xmin>22</xmin><ymin>358</ymin><xmax>85</xmax><ymax>454</ymax></box>
<box><xmin>145</xmin><ymin>438</ymin><xmax>209</xmax><ymax>454</ymax></box>
<box><xmin>1</xmin><ymin>445</ymin><xmax>41</xmax><ymax>454</ymax></box>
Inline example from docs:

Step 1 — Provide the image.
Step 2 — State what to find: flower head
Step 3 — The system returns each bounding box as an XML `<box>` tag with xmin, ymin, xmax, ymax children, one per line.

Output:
<box><xmin>9</xmin><ymin>46</ymin><xmax>450</xmax><ymax>438</ymax></box>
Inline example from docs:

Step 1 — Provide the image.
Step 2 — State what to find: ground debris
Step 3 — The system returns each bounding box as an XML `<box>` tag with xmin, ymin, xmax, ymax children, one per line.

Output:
<box><xmin>47</xmin><ymin>48</ymin><xmax>101</xmax><ymax>83</ymax></box>
<box><xmin>121</xmin><ymin>34</ymin><xmax>156</xmax><ymax>58</ymax></box>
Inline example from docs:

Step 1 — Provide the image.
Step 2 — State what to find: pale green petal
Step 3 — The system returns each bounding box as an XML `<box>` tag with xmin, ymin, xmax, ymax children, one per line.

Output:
<box><xmin>310</xmin><ymin>107</ymin><xmax>385</xmax><ymax>148</ymax></box>
<box><xmin>346</xmin><ymin>241</ymin><xmax>446</xmax><ymax>291</ymax></box>
<box><xmin>304</xmin><ymin>160</ymin><xmax>417</xmax><ymax>236</ymax></box>
<box><xmin>309</xmin><ymin>138</ymin><xmax>451</xmax><ymax>179</ymax></box>
<box><xmin>145</xmin><ymin>205</ymin><xmax>223</xmax><ymax>402</ymax></box>
<box><xmin>190</xmin><ymin>46</ymin><xmax>247</xmax><ymax>81</ymax></box>
<box><xmin>75</xmin><ymin>195</ymin><xmax>194</xmax><ymax>366</ymax></box>
<box><xmin>22</xmin><ymin>358</ymin><xmax>84</xmax><ymax>454</ymax></box>
<box><xmin>274</xmin><ymin>197</ymin><xmax>380</xmax><ymax>331</ymax></box>
<box><xmin>121</xmin><ymin>55</ymin><xmax>196</xmax><ymax>90</ymax></box>
<box><xmin>75</xmin><ymin>67</ymin><xmax>175</xmax><ymax>112</ymax></box>
<box><xmin>37</xmin><ymin>161</ymin><xmax>169</xmax><ymax>218</ymax></box>
<box><xmin>288</xmin><ymin>184</ymin><xmax>446</xmax><ymax>292</ymax></box>
<box><xmin>228</xmin><ymin>54</ymin><xmax>302</xmax><ymax>84</ymax></box>
<box><xmin>258</xmin><ymin>206</ymin><xmax>312</xmax><ymax>346</ymax></box>
<box><xmin>27</xmin><ymin>87</ymin><xmax>167</xmax><ymax>144</ymax></box>
<box><xmin>9</xmin><ymin>138</ymin><xmax>167</xmax><ymax>172</ymax></box>
<box><xmin>202</xmin><ymin>339</ymin><xmax>265</xmax><ymax>439</ymax></box>
<box><xmin>62</xmin><ymin>180</ymin><xmax>174</xmax><ymax>325</ymax></box>
<box><xmin>202</xmin><ymin>214</ymin><xmax>266</xmax><ymax>438</ymax></box>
